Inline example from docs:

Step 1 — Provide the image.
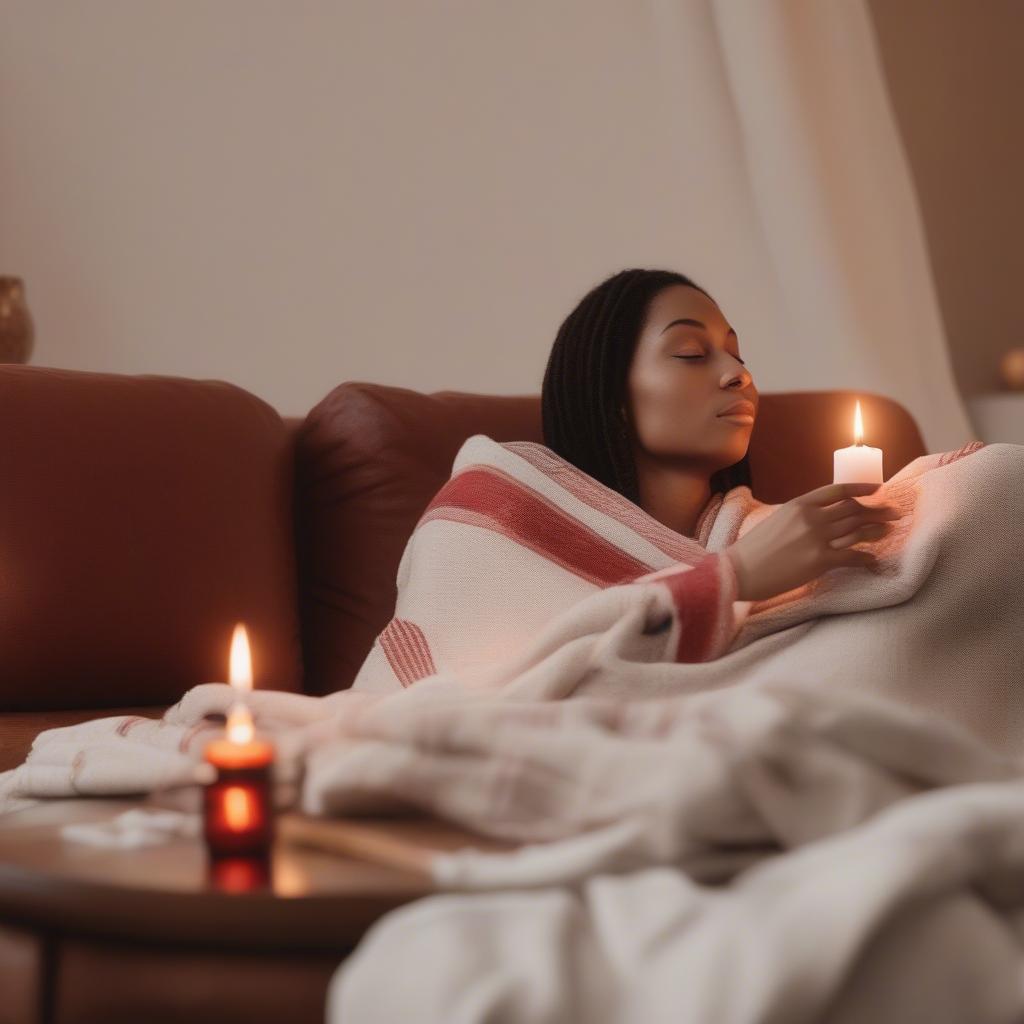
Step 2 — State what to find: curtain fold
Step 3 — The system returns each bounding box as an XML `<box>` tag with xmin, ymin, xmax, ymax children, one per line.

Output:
<box><xmin>709</xmin><ymin>0</ymin><xmax>973</xmax><ymax>452</ymax></box>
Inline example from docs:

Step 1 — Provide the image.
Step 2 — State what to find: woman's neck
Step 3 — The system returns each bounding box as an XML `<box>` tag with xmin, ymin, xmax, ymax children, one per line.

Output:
<box><xmin>632</xmin><ymin>455</ymin><xmax>712</xmax><ymax>539</ymax></box>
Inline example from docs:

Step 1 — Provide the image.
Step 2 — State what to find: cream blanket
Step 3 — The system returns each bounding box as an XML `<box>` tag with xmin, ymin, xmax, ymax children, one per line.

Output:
<box><xmin>1</xmin><ymin>436</ymin><xmax>1022</xmax><ymax>1022</ymax></box>
<box><xmin>325</xmin><ymin>682</ymin><xmax>1024</xmax><ymax>1024</ymax></box>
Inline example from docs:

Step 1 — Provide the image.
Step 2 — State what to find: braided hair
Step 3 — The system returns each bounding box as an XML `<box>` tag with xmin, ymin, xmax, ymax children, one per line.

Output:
<box><xmin>541</xmin><ymin>268</ymin><xmax>752</xmax><ymax>506</ymax></box>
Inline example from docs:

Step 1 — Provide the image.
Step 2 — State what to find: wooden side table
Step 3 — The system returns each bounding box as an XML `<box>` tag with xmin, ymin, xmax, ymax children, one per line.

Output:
<box><xmin>0</xmin><ymin>797</ymin><xmax>510</xmax><ymax>1024</ymax></box>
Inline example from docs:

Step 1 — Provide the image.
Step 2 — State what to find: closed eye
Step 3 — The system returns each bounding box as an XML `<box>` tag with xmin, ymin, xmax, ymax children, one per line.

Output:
<box><xmin>673</xmin><ymin>354</ymin><xmax>746</xmax><ymax>365</ymax></box>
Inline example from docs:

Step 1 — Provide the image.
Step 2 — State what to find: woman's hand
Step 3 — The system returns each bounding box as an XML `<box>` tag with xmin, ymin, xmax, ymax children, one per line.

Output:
<box><xmin>724</xmin><ymin>482</ymin><xmax>903</xmax><ymax>602</ymax></box>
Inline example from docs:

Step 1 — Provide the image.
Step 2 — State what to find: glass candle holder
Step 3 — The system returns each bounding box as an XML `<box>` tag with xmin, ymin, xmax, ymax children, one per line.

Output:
<box><xmin>202</xmin><ymin>731</ymin><xmax>276</xmax><ymax>864</ymax></box>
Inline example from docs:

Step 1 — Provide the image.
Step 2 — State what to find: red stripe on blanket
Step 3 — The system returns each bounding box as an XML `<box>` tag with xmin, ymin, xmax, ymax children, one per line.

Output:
<box><xmin>658</xmin><ymin>555</ymin><xmax>723</xmax><ymax>662</ymax></box>
<box><xmin>115</xmin><ymin>716</ymin><xmax>145</xmax><ymax>737</ymax></box>
<box><xmin>421</xmin><ymin>466</ymin><xmax>655</xmax><ymax>587</ymax></box>
<box><xmin>503</xmin><ymin>441</ymin><xmax>705</xmax><ymax>565</ymax></box>
<box><xmin>379</xmin><ymin>618</ymin><xmax>438</xmax><ymax>687</ymax></box>
<box><xmin>938</xmin><ymin>440</ymin><xmax>986</xmax><ymax>467</ymax></box>
<box><xmin>397</xmin><ymin>619</ymin><xmax>437</xmax><ymax>680</ymax></box>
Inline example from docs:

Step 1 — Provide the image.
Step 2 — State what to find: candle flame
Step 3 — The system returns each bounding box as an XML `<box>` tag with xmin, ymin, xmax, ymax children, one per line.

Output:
<box><xmin>853</xmin><ymin>401</ymin><xmax>865</xmax><ymax>446</ymax></box>
<box><xmin>226</xmin><ymin>701</ymin><xmax>254</xmax><ymax>745</ymax></box>
<box><xmin>229</xmin><ymin>623</ymin><xmax>253</xmax><ymax>692</ymax></box>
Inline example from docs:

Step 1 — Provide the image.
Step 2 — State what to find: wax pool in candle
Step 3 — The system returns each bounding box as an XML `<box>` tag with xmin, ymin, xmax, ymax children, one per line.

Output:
<box><xmin>833</xmin><ymin>401</ymin><xmax>884</xmax><ymax>484</ymax></box>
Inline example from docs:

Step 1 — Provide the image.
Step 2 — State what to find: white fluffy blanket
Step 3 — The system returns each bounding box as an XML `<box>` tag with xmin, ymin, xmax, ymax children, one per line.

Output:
<box><xmin>2</xmin><ymin>436</ymin><xmax>1022</xmax><ymax>1023</ymax></box>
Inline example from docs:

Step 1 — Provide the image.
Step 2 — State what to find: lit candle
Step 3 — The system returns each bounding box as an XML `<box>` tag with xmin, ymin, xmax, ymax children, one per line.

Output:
<box><xmin>833</xmin><ymin>400</ymin><xmax>884</xmax><ymax>484</ymax></box>
<box><xmin>202</xmin><ymin>623</ymin><xmax>275</xmax><ymax>881</ymax></box>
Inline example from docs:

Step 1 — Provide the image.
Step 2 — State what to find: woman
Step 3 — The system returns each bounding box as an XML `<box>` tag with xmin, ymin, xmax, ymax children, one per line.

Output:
<box><xmin>351</xmin><ymin>268</ymin><xmax>905</xmax><ymax>693</ymax></box>
<box><xmin>542</xmin><ymin>268</ymin><xmax>902</xmax><ymax>603</ymax></box>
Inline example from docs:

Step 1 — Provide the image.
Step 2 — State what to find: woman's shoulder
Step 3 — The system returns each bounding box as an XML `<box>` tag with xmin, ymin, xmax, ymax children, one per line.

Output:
<box><xmin>418</xmin><ymin>436</ymin><xmax>563</xmax><ymax>527</ymax></box>
<box><xmin>426</xmin><ymin>435</ymin><xmax>590</xmax><ymax>515</ymax></box>
<box><xmin>450</xmin><ymin>434</ymin><xmax>565</xmax><ymax>476</ymax></box>
<box><xmin>445</xmin><ymin>435</ymin><xmax>640</xmax><ymax>528</ymax></box>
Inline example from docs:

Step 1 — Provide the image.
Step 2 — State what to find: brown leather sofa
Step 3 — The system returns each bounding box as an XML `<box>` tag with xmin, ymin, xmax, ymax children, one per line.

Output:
<box><xmin>0</xmin><ymin>363</ymin><xmax>928</xmax><ymax>771</ymax></box>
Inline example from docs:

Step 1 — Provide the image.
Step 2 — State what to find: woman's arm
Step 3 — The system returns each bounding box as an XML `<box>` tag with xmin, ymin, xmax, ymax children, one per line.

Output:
<box><xmin>632</xmin><ymin>551</ymin><xmax>749</xmax><ymax>663</ymax></box>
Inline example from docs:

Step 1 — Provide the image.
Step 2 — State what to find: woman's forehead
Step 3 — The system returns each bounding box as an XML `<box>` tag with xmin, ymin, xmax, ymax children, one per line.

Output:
<box><xmin>644</xmin><ymin>285</ymin><xmax>729</xmax><ymax>335</ymax></box>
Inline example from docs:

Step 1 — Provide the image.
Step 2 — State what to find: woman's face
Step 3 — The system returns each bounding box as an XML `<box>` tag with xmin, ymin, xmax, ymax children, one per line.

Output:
<box><xmin>624</xmin><ymin>284</ymin><xmax>757</xmax><ymax>473</ymax></box>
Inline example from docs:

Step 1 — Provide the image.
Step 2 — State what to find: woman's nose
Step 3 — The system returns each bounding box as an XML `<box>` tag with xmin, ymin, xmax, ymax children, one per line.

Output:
<box><xmin>722</xmin><ymin>365</ymin><xmax>752</xmax><ymax>389</ymax></box>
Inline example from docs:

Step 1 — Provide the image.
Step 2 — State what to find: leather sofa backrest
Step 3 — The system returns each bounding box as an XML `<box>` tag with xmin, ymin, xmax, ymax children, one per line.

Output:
<box><xmin>0</xmin><ymin>365</ymin><xmax>303</xmax><ymax>709</ymax></box>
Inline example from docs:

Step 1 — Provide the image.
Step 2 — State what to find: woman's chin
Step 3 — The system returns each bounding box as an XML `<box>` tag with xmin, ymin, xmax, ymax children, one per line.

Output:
<box><xmin>714</xmin><ymin>440</ymin><xmax>751</xmax><ymax>469</ymax></box>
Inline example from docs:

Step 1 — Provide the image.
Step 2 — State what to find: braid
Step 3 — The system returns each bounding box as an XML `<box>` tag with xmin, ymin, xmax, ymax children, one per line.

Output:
<box><xmin>541</xmin><ymin>268</ymin><xmax>752</xmax><ymax>503</ymax></box>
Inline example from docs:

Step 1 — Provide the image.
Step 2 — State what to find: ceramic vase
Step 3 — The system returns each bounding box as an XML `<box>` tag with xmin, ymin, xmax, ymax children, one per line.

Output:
<box><xmin>0</xmin><ymin>277</ymin><xmax>34</xmax><ymax>363</ymax></box>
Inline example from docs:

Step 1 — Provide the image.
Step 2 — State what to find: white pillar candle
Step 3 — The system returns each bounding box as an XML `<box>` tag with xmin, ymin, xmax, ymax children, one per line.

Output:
<box><xmin>833</xmin><ymin>400</ymin><xmax>884</xmax><ymax>483</ymax></box>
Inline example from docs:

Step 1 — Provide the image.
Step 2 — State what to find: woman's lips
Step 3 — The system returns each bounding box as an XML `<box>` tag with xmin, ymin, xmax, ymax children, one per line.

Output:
<box><xmin>717</xmin><ymin>399</ymin><xmax>756</xmax><ymax>417</ymax></box>
<box><xmin>716</xmin><ymin>399</ymin><xmax>756</xmax><ymax>425</ymax></box>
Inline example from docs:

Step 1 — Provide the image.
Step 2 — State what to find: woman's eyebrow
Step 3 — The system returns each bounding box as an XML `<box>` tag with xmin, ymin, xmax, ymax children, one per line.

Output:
<box><xmin>660</xmin><ymin>318</ymin><xmax>739</xmax><ymax>341</ymax></box>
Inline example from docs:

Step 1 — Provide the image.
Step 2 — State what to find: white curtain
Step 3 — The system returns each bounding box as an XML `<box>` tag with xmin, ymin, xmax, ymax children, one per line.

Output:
<box><xmin>707</xmin><ymin>0</ymin><xmax>974</xmax><ymax>453</ymax></box>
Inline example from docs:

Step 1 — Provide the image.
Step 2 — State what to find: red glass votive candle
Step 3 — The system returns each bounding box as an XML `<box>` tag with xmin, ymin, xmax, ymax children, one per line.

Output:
<box><xmin>202</xmin><ymin>706</ymin><xmax>276</xmax><ymax>863</ymax></box>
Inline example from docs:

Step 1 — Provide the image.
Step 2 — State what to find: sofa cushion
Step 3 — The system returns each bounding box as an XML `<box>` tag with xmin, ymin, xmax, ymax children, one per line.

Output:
<box><xmin>0</xmin><ymin>366</ymin><xmax>303</xmax><ymax>710</ymax></box>
<box><xmin>295</xmin><ymin>384</ymin><xmax>926</xmax><ymax>695</ymax></box>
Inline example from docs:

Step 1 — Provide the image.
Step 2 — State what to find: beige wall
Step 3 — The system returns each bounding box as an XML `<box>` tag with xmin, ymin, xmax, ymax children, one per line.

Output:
<box><xmin>0</xmin><ymin>1</ymin><xmax>791</xmax><ymax>416</ymax></box>
<box><xmin>868</xmin><ymin>0</ymin><xmax>1024</xmax><ymax>398</ymax></box>
<box><xmin>1</xmin><ymin>1</ymin><xmax>1017</xmax><ymax>416</ymax></box>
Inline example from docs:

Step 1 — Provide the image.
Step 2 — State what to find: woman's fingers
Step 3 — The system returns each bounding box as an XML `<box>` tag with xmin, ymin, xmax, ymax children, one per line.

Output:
<box><xmin>823</xmin><ymin>510</ymin><xmax>899</xmax><ymax>542</ymax></box>
<box><xmin>820</xmin><ymin>497</ymin><xmax>901</xmax><ymax>522</ymax></box>
<box><xmin>831</xmin><ymin>547</ymin><xmax>879</xmax><ymax>571</ymax></box>
<box><xmin>827</xmin><ymin>521</ymin><xmax>891</xmax><ymax>549</ymax></box>
<box><xmin>799</xmin><ymin>481</ymin><xmax>882</xmax><ymax>507</ymax></box>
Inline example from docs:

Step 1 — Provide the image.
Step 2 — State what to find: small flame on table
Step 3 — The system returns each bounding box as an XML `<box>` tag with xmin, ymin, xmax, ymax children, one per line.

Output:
<box><xmin>226</xmin><ymin>622</ymin><xmax>254</xmax><ymax>744</ymax></box>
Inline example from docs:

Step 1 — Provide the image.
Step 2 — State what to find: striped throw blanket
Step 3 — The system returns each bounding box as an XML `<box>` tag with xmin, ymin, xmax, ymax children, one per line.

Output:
<box><xmin>352</xmin><ymin>436</ymin><xmax>1019</xmax><ymax>741</ymax></box>
<box><xmin>355</xmin><ymin>434</ymin><xmax>756</xmax><ymax>691</ymax></box>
